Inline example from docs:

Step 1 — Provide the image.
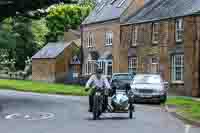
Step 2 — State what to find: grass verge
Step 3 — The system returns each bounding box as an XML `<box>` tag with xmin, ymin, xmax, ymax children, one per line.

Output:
<box><xmin>0</xmin><ymin>79</ymin><xmax>88</xmax><ymax>96</ymax></box>
<box><xmin>166</xmin><ymin>97</ymin><xmax>200</xmax><ymax>122</ymax></box>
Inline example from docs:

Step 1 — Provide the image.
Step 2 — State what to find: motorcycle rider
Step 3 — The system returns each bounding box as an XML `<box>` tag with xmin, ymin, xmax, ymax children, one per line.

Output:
<box><xmin>85</xmin><ymin>67</ymin><xmax>111</xmax><ymax>112</ymax></box>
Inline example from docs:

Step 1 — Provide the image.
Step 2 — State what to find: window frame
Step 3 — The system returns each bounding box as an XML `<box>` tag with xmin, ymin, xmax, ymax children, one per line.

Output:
<box><xmin>175</xmin><ymin>19</ymin><xmax>184</xmax><ymax>43</ymax></box>
<box><xmin>150</xmin><ymin>57</ymin><xmax>159</xmax><ymax>74</ymax></box>
<box><xmin>105</xmin><ymin>31</ymin><xmax>113</xmax><ymax>46</ymax></box>
<box><xmin>171</xmin><ymin>54</ymin><xmax>184</xmax><ymax>83</ymax></box>
<box><xmin>128</xmin><ymin>57</ymin><xmax>138</xmax><ymax>73</ymax></box>
<box><xmin>86</xmin><ymin>32</ymin><xmax>95</xmax><ymax>48</ymax></box>
<box><xmin>85</xmin><ymin>60</ymin><xmax>96</xmax><ymax>75</ymax></box>
<box><xmin>132</xmin><ymin>26</ymin><xmax>138</xmax><ymax>47</ymax></box>
<box><xmin>152</xmin><ymin>23</ymin><xmax>159</xmax><ymax>44</ymax></box>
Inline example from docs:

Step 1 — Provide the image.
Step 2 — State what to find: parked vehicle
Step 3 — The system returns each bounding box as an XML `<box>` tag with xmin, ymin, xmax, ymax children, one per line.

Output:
<box><xmin>110</xmin><ymin>73</ymin><xmax>134</xmax><ymax>89</ymax></box>
<box><xmin>130</xmin><ymin>74</ymin><xmax>168</xmax><ymax>104</ymax></box>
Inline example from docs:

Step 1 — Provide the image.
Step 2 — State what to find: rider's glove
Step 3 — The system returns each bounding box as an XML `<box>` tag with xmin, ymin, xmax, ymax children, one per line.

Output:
<box><xmin>85</xmin><ymin>88</ymin><xmax>89</xmax><ymax>92</ymax></box>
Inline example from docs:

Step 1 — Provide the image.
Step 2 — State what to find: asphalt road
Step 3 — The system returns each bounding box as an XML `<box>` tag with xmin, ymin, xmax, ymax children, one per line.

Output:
<box><xmin>0</xmin><ymin>90</ymin><xmax>199</xmax><ymax>133</ymax></box>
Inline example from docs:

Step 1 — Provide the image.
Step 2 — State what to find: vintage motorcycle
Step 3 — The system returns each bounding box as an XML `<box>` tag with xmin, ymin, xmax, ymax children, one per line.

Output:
<box><xmin>92</xmin><ymin>86</ymin><xmax>108</xmax><ymax>120</ymax></box>
<box><xmin>91</xmin><ymin>80</ymin><xmax>135</xmax><ymax>120</ymax></box>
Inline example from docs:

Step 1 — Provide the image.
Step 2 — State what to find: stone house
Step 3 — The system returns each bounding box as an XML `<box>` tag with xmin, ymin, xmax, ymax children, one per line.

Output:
<box><xmin>32</xmin><ymin>40</ymin><xmax>81</xmax><ymax>83</ymax></box>
<box><xmin>121</xmin><ymin>0</ymin><xmax>200</xmax><ymax>96</ymax></box>
<box><xmin>81</xmin><ymin>0</ymin><xmax>147</xmax><ymax>77</ymax></box>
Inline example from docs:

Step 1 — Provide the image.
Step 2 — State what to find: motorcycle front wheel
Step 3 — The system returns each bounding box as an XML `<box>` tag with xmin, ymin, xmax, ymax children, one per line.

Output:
<box><xmin>93</xmin><ymin>95</ymin><xmax>101</xmax><ymax>120</ymax></box>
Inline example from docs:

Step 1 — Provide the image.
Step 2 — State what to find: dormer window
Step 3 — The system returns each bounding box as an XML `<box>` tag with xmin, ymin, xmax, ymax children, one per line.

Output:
<box><xmin>117</xmin><ymin>0</ymin><xmax>126</xmax><ymax>8</ymax></box>
<box><xmin>152</xmin><ymin>23</ymin><xmax>159</xmax><ymax>44</ymax></box>
<box><xmin>176</xmin><ymin>19</ymin><xmax>184</xmax><ymax>42</ymax></box>
<box><xmin>105</xmin><ymin>32</ymin><xmax>113</xmax><ymax>46</ymax></box>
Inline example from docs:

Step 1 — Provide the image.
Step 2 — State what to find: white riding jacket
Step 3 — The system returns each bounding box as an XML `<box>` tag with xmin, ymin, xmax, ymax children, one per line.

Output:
<box><xmin>85</xmin><ymin>75</ymin><xmax>111</xmax><ymax>89</ymax></box>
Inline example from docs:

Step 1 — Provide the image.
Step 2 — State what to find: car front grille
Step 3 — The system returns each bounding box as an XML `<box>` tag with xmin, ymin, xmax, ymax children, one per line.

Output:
<box><xmin>138</xmin><ymin>89</ymin><xmax>153</xmax><ymax>94</ymax></box>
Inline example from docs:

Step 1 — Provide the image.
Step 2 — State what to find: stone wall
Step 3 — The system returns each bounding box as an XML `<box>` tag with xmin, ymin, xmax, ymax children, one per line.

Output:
<box><xmin>82</xmin><ymin>20</ymin><xmax>121</xmax><ymax>74</ymax></box>
<box><xmin>32</xmin><ymin>59</ymin><xmax>56</xmax><ymax>82</ymax></box>
<box><xmin>121</xmin><ymin>16</ymin><xmax>200</xmax><ymax>96</ymax></box>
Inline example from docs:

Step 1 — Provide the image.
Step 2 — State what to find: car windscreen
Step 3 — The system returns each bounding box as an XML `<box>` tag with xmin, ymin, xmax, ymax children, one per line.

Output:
<box><xmin>133</xmin><ymin>75</ymin><xmax>161</xmax><ymax>84</ymax></box>
<box><xmin>112</xmin><ymin>74</ymin><xmax>133</xmax><ymax>80</ymax></box>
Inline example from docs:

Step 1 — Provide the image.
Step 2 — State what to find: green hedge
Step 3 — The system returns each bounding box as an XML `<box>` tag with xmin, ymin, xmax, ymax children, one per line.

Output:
<box><xmin>0</xmin><ymin>79</ymin><xmax>88</xmax><ymax>96</ymax></box>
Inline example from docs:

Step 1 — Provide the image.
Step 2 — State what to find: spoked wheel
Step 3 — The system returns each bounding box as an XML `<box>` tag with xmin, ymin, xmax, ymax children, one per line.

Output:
<box><xmin>129</xmin><ymin>103</ymin><xmax>134</xmax><ymax>119</ymax></box>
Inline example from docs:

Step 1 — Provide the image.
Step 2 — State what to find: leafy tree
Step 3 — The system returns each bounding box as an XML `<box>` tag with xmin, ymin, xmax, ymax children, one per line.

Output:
<box><xmin>31</xmin><ymin>18</ymin><xmax>49</xmax><ymax>49</ymax></box>
<box><xmin>12</xmin><ymin>17</ymin><xmax>36</xmax><ymax>69</ymax></box>
<box><xmin>0</xmin><ymin>16</ymin><xmax>49</xmax><ymax>70</ymax></box>
<box><xmin>0</xmin><ymin>0</ymin><xmax>78</xmax><ymax>19</ymax></box>
<box><xmin>79</xmin><ymin>0</ymin><xmax>96</xmax><ymax>9</ymax></box>
<box><xmin>0</xmin><ymin>18</ymin><xmax>17</xmax><ymax>49</ymax></box>
<box><xmin>46</xmin><ymin>4</ymin><xmax>91</xmax><ymax>41</ymax></box>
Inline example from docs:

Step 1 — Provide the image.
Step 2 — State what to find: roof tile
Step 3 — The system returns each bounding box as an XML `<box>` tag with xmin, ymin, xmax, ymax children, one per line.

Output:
<box><xmin>127</xmin><ymin>0</ymin><xmax>200</xmax><ymax>24</ymax></box>
<box><xmin>82</xmin><ymin>0</ymin><xmax>130</xmax><ymax>25</ymax></box>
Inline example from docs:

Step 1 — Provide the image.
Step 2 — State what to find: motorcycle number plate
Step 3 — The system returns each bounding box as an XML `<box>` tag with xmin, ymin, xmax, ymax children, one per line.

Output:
<box><xmin>96</xmin><ymin>92</ymin><xmax>101</xmax><ymax>96</ymax></box>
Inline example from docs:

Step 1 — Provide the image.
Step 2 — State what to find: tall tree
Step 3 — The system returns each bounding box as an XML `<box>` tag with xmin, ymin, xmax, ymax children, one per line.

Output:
<box><xmin>0</xmin><ymin>0</ymin><xmax>78</xmax><ymax>19</ymax></box>
<box><xmin>0</xmin><ymin>18</ymin><xmax>16</xmax><ymax>49</ymax></box>
<box><xmin>46</xmin><ymin>4</ymin><xmax>91</xmax><ymax>42</ymax></box>
<box><xmin>12</xmin><ymin>17</ymin><xmax>37</xmax><ymax>69</ymax></box>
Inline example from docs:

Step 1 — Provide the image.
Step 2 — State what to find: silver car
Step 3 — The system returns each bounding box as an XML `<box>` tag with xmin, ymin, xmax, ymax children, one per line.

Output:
<box><xmin>130</xmin><ymin>74</ymin><xmax>168</xmax><ymax>103</ymax></box>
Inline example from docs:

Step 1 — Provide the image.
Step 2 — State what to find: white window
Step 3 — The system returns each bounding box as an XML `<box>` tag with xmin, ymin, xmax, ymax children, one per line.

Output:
<box><xmin>150</xmin><ymin>57</ymin><xmax>159</xmax><ymax>74</ymax></box>
<box><xmin>128</xmin><ymin>57</ymin><xmax>137</xmax><ymax>73</ymax></box>
<box><xmin>171</xmin><ymin>55</ymin><xmax>184</xmax><ymax>82</ymax></box>
<box><xmin>132</xmin><ymin>26</ymin><xmax>138</xmax><ymax>46</ymax></box>
<box><xmin>152</xmin><ymin>23</ymin><xmax>159</xmax><ymax>44</ymax></box>
<box><xmin>97</xmin><ymin>60</ymin><xmax>106</xmax><ymax>74</ymax></box>
<box><xmin>86</xmin><ymin>32</ymin><xmax>94</xmax><ymax>48</ymax></box>
<box><xmin>105</xmin><ymin>32</ymin><xmax>113</xmax><ymax>46</ymax></box>
<box><xmin>85</xmin><ymin>60</ymin><xmax>96</xmax><ymax>75</ymax></box>
<box><xmin>176</xmin><ymin>19</ymin><xmax>184</xmax><ymax>42</ymax></box>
